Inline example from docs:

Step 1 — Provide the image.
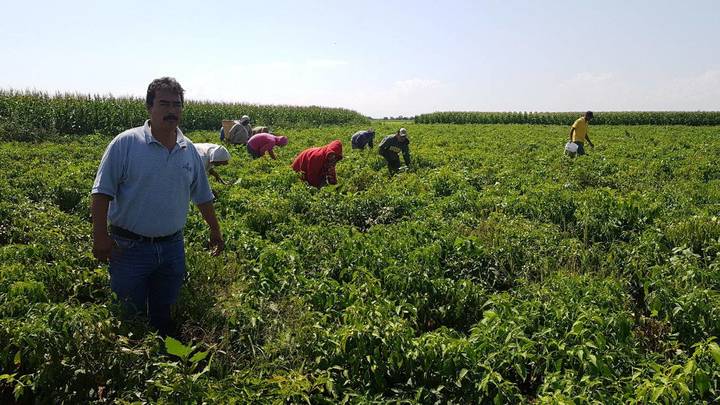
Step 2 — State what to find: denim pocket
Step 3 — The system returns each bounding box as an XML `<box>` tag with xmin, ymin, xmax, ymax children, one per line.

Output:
<box><xmin>111</xmin><ymin>235</ymin><xmax>137</xmax><ymax>260</ymax></box>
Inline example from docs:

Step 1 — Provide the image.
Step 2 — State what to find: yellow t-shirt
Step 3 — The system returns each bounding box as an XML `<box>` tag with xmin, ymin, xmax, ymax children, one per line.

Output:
<box><xmin>572</xmin><ymin>117</ymin><xmax>588</xmax><ymax>142</ymax></box>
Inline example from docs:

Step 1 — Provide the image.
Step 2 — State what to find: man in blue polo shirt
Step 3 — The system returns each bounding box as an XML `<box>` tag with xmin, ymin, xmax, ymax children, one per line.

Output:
<box><xmin>91</xmin><ymin>77</ymin><xmax>224</xmax><ymax>336</ymax></box>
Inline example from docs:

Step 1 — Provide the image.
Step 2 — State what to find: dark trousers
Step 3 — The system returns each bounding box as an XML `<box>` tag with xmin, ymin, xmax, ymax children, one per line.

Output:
<box><xmin>381</xmin><ymin>151</ymin><xmax>401</xmax><ymax>173</ymax></box>
<box><xmin>574</xmin><ymin>142</ymin><xmax>586</xmax><ymax>155</ymax></box>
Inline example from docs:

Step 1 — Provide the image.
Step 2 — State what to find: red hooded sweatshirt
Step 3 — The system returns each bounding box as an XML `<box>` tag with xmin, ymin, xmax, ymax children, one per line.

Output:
<box><xmin>291</xmin><ymin>140</ymin><xmax>343</xmax><ymax>188</ymax></box>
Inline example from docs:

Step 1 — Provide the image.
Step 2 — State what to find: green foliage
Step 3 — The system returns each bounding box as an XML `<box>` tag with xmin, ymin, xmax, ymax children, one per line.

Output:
<box><xmin>415</xmin><ymin>111</ymin><xmax>720</xmax><ymax>126</ymax></box>
<box><xmin>0</xmin><ymin>89</ymin><xmax>370</xmax><ymax>140</ymax></box>
<box><xmin>1</xmin><ymin>122</ymin><xmax>720</xmax><ymax>402</ymax></box>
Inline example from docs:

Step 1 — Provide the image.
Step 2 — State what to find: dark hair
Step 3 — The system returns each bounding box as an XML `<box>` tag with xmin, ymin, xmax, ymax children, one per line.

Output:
<box><xmin>585</xmin><ymin>111</ymin><xmax>594</xmax><ymax>119</ymax></box>
<box><xmin>146</xmin><ymin>77</ymin><xmax>185</xmax><ymax>108</ymax></box>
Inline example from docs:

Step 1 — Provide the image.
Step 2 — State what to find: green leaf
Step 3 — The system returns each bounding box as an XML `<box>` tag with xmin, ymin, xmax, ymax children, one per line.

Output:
<box><xmin>695</xmin><ymin>370</ymin><xmax>709</xmax><ymax>395</ymax></box>
<box><xmin>13</xmin><ymin>351</ymin><xmax>20</xmax><ymax>367</ymax></box>
<box><xmin>588</xmin><ymin>353</ymin><xmax>597</xmax><ymax>368</ymax></box>
<box><xmin>651</xmin><ymin>386</ymin><xmax>665</xmax><ymax>402</ymax></box>
<box><xmin>677</xmin><ymin>382</ymin><xmax>690</xmax><ymax>397</ymax></box>
<box><xmin>165</xmin><ymin>337</ymin><xmax>192</xmax><ymax>359</ymax></box>
<box><xmin>683</xmin><ymin>359</ymin><xmax>696</xmax><ymax>375</ymax></box>
<box><xmin>455</xmin><ymin>368</ymin><xmax>469</xmax><ymax>387</ymax></box>
<box><xmin>708</xmin><ymin>342</ymin><xmax>720</xmax><ymax>365</ymax></box>
<box><xmin>191</xmin><ymin>365</ymin><xmax>210</xmax><ymax>382</ymax></box>
<box><xmin>571</xmin><ymin>320</ymin><xmax>584</xmax><ymax>335</ymax></box>
<box><xmin>189</xmin><ymin>350</ymin><xmax>208</xmax><ymax>363</ymax></box>
<box><xmin>0</xmin><ymin>374</ymin><xmax>16</xmax><ymax>382</ymax></box>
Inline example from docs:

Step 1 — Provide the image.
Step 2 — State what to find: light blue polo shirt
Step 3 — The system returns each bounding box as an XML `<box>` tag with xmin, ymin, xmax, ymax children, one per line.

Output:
<box><xmin>92</xmin><ymin>120</ymin><xmax>214</xmax><ymax>237</ymax></box>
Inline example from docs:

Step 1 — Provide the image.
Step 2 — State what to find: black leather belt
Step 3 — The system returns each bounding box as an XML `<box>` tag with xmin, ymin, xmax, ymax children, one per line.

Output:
<box><xmin>110</xmin><ymin>225</ymin><xmax>181</xmax><ymax>243</ymax></box>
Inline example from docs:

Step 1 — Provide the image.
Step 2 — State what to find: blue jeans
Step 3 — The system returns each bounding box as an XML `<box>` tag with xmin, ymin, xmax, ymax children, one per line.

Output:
<box><xmin>109</xmin><ymin>232</ymin><xmax>185</xmax><ymax>334</ymax></box>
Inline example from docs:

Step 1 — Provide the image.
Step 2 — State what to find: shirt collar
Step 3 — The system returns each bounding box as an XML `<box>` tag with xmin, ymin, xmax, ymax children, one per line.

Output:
<box><xmin>143</xmin><ymin>120</ymin><xmax>187</xmax><ymax>149</ymax></box>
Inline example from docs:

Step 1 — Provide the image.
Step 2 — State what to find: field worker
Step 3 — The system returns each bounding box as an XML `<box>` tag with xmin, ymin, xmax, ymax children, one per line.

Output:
<box><xmin>351</xmin><ymin>128</ymin><xmax>376</xmax><ymax>150</ymax></box>
<box><xmin>91</xmin><ymin>77</ymin><xmax>224</xmax><ymax>337</ymax></box>
<box><xmin>194</xmin><ymin>143</ymin><xmax>231</xmax><ymax>184</ymax></box>
<box><xmin>246</xmin><ymin>133</ymin><xmax>288</xmax><ymax>159</ymax></box>
<box><xmin>378</xmin><ymin>128</ymin><xmax>411</xmax><ymax>174</ymax></box>
<box><xmin>252</xmin><ymin>126</ymin><xmax>270</xmax><ymax>135</ymax></box>
<box><xmin>226</xmin><ymin>115</ymin><xmax>252</xmax><ymax>145</ymax></box>
<box><xmin>568</xmin><ymin>111</ymin><xmax>595</xmax><ymax>156</ymax></box>
<box><xmin>291</xmin><ymin>140</ymin><xmax>343</xmax><ymax>188</ymax></box>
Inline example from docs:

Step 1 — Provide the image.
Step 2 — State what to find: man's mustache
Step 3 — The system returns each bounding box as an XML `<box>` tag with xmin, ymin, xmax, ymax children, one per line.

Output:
<box><xmin>164</xmin><ymin>114</ymin><xmax>178</xmax><ymax>121</ymax></box>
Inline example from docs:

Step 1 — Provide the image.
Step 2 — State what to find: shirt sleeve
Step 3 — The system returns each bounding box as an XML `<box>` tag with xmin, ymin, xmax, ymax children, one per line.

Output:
<box><xmin>189</xmin><ymin>147</ymin><xmax>215</xmax><ymax>205</ymax></box>
<box><xmin>402</xmin><ymin>143</ymin><xmax>411</xmax><ymax>165</ymax></box>
<box><xmin>91</xmin><ymin>137</ymin><xmax>125</xmax><ymax>199</ymax></box>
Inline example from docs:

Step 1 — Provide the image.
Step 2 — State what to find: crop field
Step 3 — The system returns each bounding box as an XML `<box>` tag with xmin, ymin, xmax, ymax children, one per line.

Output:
<box><xmin>0</xmin><ymin>90</ymin><xmax>370</xmax><ymax>141</ymax></box>
<box><xmin>1</xmin><ymin>122</ymin><xmax>720</xmax><ymax>403</ymax></box>
<box><xmin>415</xmin><ymin>111</ymin><xmax>720</xmax><ymax>126</ymax></box>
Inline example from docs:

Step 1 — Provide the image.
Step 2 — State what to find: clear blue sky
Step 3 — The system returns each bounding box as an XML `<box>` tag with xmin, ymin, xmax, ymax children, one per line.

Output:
<box><xmin>1</xmin><ymin>0</ymin><xmax>718</xmax><ymax>117</ymax></box>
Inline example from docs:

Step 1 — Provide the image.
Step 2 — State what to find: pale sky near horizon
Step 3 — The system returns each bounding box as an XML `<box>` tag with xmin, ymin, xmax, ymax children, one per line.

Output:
<box><xmin>1</xmin><ymin>0</ymin><xmax>718</xmax><ymax>118</ymax></box>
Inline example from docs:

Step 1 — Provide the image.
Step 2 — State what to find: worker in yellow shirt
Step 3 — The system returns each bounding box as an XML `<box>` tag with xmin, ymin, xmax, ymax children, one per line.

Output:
<box><xmin>569</xmin><ymin>111</ymin><xmax>595</xmax><ymax>155</ymax></box>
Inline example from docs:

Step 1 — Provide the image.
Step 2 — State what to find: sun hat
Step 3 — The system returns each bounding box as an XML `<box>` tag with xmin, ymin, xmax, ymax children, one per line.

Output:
<box><xmin>210</xmin><ymin>145</ymin><xmax>231</xmax><ymax>162</ymax></box>
<box><xmin>276</xmin><ymin>136</ymin><xmax>289</xmax><ymax>146</ymax></box>
<box><xmin>399</xmin><ymin>128</ymin><xmax>407</xmax><ymax>137</ymax></box>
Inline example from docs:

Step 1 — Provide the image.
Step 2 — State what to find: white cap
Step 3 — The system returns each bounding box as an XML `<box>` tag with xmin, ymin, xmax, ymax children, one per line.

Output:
<box><xmin>210</xmin><ymin>145</ymin><xmax>231</xmax><ymax>162</ymax></box>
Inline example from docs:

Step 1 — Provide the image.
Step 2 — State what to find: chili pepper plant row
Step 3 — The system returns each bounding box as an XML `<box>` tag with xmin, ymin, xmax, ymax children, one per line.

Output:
<box><xmin>0</xmin><ymin>123</ymin><xmax>719</xmax><ymax>403</ymax></box>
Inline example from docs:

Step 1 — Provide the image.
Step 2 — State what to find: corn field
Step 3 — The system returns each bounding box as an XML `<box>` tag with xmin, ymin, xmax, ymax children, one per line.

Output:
<box><xmin>0</xmin><ymin>90</ymin><xmax>370</xmax><ymax>140</ymax></box>
<box><xmin>415</xmin><ymin>111</ymin><xmax>720</xmax><ymax>126</ymax></box>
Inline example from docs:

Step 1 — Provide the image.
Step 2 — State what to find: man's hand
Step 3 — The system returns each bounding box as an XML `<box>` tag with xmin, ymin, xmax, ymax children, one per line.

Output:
<box><xmin>93</xmin><ymin>232</ymin><xmax>114</xmax><ymax>262</ymax></box>
<box><xmin>91</xmin><ymin>194</ymin><xmax>112</xmax><ymax>262</ymax></box>
<box><xmin>196</xmin><ymin>201</ymin><xmax>223</xmax><ymax>256</ymax></box>
<box><xmin>209</xmin><ymin>230</ymin><xmax>224</xmax><ymax>256</ymax></box>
